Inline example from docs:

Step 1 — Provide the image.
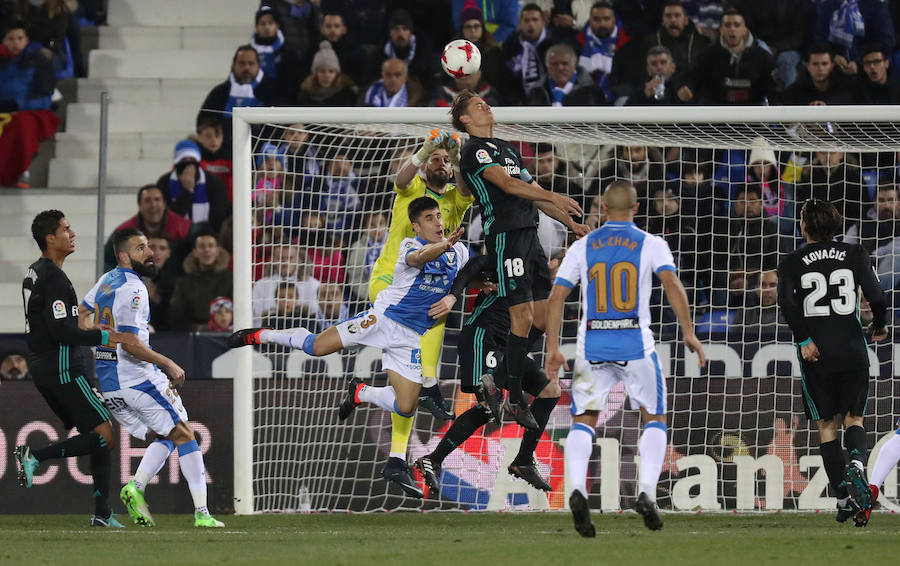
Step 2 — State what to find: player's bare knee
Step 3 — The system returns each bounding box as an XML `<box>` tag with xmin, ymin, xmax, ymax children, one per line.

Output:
<box><xmin>168</xmin><ymin>421</ymin><xmax>195</xmax><ymax>445</ymax></box>
<box><xmin>396</xmin><ymin>399</ymin><xmax>417</xmax><ymax>416</ymax></box>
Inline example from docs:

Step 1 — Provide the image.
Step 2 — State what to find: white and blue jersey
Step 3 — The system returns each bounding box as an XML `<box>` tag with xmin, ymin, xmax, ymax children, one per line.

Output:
<box><xmin>82</xmin><ymin>267</ymin><xmax>154</xmax><ymax>392</ymax></box>
<box><xmin>555</xmin><ymin>221</ymin><xmax>676</xmax><ymax>362</ymax></box>
<box><xmin>373</xmin><ymin>236</ymin><xmax>470</xmax><ymax>335</ymax></box>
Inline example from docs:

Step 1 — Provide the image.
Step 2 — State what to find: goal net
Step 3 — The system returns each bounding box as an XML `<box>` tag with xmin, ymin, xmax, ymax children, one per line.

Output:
<box><xmin>231</xmin><ymin>106</ymin><xmax>900</xmax><ymax>514</ymax></box>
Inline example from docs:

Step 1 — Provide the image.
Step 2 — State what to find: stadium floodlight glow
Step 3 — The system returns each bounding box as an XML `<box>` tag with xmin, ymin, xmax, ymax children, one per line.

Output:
<box><xmin>233</xmin><ymin>105</ymin><xmax>900</xmax><ymax>515</ymax></box>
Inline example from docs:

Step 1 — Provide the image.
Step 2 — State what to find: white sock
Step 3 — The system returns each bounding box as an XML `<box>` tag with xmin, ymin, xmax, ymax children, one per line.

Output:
<box><xmin>638</xmin><ymin>423</ymin><xmax>668</xmax><ymax>501</ymax></box>
<box><xmin>566</xmin><ymin>423</ymin><xmax>594</xmax><ymax>498</ymax></box>
<box><xmin>358</xmin><ymin>385</ymin><xmax>397</xmax><ymax>413</ymax></box>
<box><xmin>260</xmin><ymin>327</ymin><xmax>312</xmax><ymax>350</ymax></box>
<box><xmin>134</xmin><ymin>440</ymin><xmax>174</xmax><ymax>491</ymax></box>
<box><xmin>871</xmin><ymin>431</ymin><xmax>900</xmax><ymax>488</ymax></box>
<box><xmin>177</xmin><ymin>441</ymin><xmax>208</xmax><ymax>514</ymax></box>
<box><xmin>422</xmin><ymin>375</ymin><xmax>438</xmax><ymax>388</ymax></box>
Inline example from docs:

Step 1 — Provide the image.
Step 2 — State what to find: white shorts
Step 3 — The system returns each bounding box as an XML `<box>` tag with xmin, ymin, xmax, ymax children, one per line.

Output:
<box><xmin>102</xmin><ymin>372</ymin><xmax>188</xmax><ymax>440</ymax></box>
<box><xmin>335</xmin><ymin>309</ymin><xmax>423</xmax><ymax>383</ymax></box>
<box><xmin>570</xmin><ymin>351</ymin><xmax>667</xmax><ymax>416</ymax></box>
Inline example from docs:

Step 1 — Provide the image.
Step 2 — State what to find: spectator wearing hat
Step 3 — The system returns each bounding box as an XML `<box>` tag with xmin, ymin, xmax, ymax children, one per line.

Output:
<box><xmin>452</xmin><ymin>0</ymin><xmax>520</xmax><ymax>43</ymax></box>
<box><xmin>297</xmin><ymin>41</ymin><xmax>358</xmax><ymax>106</ymax></box>
<box><xmin>381</xmin><ymin>9</ymin><xmax>440</xmax><ymax>92</ymax></box>
<box><xmin>251</xmin><ymin>6</ymin><xmax>302</xmax><ymax>101</ymax></box>
<box><xmin>156</xmin><ymin>139</ymin><xmax>230</xmax><ymax>232</ymax></box>
<box><xmin>456</xmin><ymin>0</ymin><xmax>507</xmax><ymax>89</ymax></box>
<box><xmin>364</xmin><ymin>58</ymin><xmax>424</xmax><ymax>107</ymax></box>
<box><xmin>207</xmin><ymin>296</ymin><xmax>234</xmax><ymax>332</ymax></box>
<box><xmin>0</xmin><ymin>350</ymin><xmax>30</xmax><ymax>381</ymax></box>
<box><xmin>319</xmin><ymin>11</ymin><xmax>366</xmax><ymax>86</ymax></box>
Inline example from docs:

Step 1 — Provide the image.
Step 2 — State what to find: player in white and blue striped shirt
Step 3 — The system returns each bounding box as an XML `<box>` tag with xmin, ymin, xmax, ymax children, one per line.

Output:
<box><xmin>544</xmin><ymin>181</ymin><xmax>706</xmax><ymax>537</ymax></box>
<box><xmin>231</xmin><ymin>196</ymin><xmax>469</xmax><ymax>497</ymax></box>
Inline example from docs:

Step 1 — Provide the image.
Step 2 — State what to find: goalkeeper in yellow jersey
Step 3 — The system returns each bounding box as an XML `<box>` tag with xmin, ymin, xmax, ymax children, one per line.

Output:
<box><xmin>366</xmin><ymin>130</ymin><xmax>474</xmax><ymax>489</ymax></box>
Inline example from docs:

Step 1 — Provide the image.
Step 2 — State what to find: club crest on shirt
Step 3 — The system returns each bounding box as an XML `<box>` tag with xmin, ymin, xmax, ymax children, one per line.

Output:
<box><xmin>446</xmin><ymin>251</ymin><xmax>456</xmax><ymax>264</ymax></box>
<box><xmin>476</xmin><ymin>149</ymin><xmax>492</xmax><ymax>164</ymax></box>
<box><xmin>52</xmin><ymin>299</ymin><xmax>66</xmax><ymax>319</ymax></box>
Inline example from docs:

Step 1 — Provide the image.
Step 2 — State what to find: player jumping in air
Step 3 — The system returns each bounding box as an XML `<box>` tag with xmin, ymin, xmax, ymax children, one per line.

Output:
<box><xmin>415</xmin><ymin>253</ymin><xmax>562</xmax><ymax>494</ymax></box>
<box><xmin>451</xmin><ymin>89</ymin><xmax>587</xmax><ymax>428</ymax></box>
<box><xmin>80</xmin><ymin>228</ymin><xmax>225</xmax><ymax>528</ymax></box>
<box><xmin>367</xmin><ymin>130</ymin><xmax>474</xmax><ymax>488</ymax></box>
<box><xmin>230</xmin><ymin>197</ymin><xmax>470</xmax><ymax>497</ymax></box>
<box><xmin>778</xmin><ymin>198</ymin><xmax>887</xmax><ymax>526</ymax></box>
<box><xmin>545</xmin><ymin>181</ymin><xmax>706</xmax><ymax>537</ymax></box>
<box><xmin>17</xmin><ymin>210</ymin><xmax>138</xmax><ymax>527</ymax></box>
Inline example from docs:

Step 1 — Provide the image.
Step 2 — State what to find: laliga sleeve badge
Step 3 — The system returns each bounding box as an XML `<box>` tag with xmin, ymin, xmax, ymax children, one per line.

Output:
<box><xmin>52</xmin><ymin>299</ymin><xmax>67</xmax><ymax>319</ymax></box>
<box><xmin>476</xmin><ymin>149</ymin><xmax>492</xmax><ymax>164</ymax></box>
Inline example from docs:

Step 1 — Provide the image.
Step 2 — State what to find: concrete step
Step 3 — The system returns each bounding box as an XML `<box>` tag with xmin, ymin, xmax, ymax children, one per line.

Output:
<box><xmin>88</xmin><ymin>49</ymin><xmax>236</xmax><ymax>79</ymax></box>
<box><xmin>0</xmin><ymin>191</ymin><xmax>135</xmax><ymax>214</ymax></box>
<box><xmin>77</xmin><ymin>78</ymin><xmax>216</xmax><ymax>106</ymax></box>
<box><xmin>55</xmin><ymin>131</ymin><xmax>183</xmax><ymax>160</ymax></box>
<box><xmin>107</xmin><ymin>0</ymin><xmax>255</xmax><ymax>27</ymax></box>
<box><xmin>98</xmin><ymin>25</ymin><xmax>250</xmax><ymax>50</ymax></box>
<box><xmin>66</xmin><ymin>102</ymin><xmax>197</xmax><ymax>133</ymax></box>
<box><xmin>48</xmin><ymin>158</ymin><xmax>171</xmax><ymax>188</ymax></box>
<box><xmin>0</xmin><ymin>306</ymin><xmax>25</xmax><ymax>334</ymax></box>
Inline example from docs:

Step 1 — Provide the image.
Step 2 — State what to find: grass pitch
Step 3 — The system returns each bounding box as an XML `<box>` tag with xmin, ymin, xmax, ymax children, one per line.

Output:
<box><xmin>1</xmin><ymin>512</ymin><xmax>898</xmax><ymax>566</ymax></box>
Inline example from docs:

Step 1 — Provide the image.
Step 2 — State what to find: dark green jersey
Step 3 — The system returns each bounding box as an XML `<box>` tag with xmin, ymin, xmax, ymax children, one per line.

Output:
<box><xmin>460</xmin><ymin>136</ymin><xmax>538</xmax><ymax>236</ymax></box>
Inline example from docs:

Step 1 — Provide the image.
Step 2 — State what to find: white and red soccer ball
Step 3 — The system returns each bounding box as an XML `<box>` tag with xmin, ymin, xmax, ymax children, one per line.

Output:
<box><xmin>441</xmin><ymin>39</ymin><xmax>481</xmax><ymax>79</ymax></box>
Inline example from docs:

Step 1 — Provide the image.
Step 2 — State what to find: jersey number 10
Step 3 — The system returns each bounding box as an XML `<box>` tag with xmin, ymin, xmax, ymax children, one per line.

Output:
<box><xmin>589</xmin><ymin>261</ymin><xmax>638</xmax><ymax>313</ymax></box>
<box><xmin>800</xmin><ymin>268</ymin><xmax>856</xmax><ymax>317</ymax></box>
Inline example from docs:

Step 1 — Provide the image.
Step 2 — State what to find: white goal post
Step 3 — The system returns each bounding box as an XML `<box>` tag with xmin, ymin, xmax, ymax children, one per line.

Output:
<box><xmin>232</xmin><ymin>105</ymin><xmax>900</xmax><ymax>515</ymax></box>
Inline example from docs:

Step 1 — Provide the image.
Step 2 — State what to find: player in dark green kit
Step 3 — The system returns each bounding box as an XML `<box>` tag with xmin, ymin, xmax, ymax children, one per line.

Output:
<box><xmin>778</xmin><ymin>199</ymin><xmax>888</xmax><ymax>525</ymax></box>
<box><xmin>416</xmin><ymin>254</ymin><xmax>562</xmax><ymax>492</ymax></box>
<box><xmin>17</xmin><ymin>210</ymin><xmax>137</xmax><ymax>527</ymax></box>
<box><xmin>451</xmin><ymin>90</ymin><xmax>586</xmax><ymax>427</ymax></box>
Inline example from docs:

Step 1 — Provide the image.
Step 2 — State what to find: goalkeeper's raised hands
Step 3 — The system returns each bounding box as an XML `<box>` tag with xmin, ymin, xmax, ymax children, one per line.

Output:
<box><xmin>413</xmin><ymin>129</ymin><xmax>451</xmax><ymax>167</ymax></box>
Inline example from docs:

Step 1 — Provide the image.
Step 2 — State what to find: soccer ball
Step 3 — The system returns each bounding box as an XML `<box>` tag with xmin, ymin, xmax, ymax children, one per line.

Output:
<box><xmin>441</xmin><ymin>39</ymin><xmax>481</xmax><ymax>79</ymax></box>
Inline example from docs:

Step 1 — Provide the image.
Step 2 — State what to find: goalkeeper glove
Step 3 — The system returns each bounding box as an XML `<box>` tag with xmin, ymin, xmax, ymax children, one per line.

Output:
<box><xmin>412</xmin><ymin>129</ymin><xmax>447</xmax><ymax>167</ymax></box>
<box><xmin>446</xmin><ymin>133</ymin><xmax>461</xmax><ymax>171</ymax></box>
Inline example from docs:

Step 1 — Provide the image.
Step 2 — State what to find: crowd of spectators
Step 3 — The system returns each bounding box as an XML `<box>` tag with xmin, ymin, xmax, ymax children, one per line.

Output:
<box><xmin>8</xmin><ymin>0</ymin><xmax>900</xmax><ymax>343</ymax></box>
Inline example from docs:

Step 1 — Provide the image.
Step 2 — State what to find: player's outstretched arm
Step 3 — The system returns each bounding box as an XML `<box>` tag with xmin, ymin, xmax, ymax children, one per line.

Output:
<box><xmin>447</xmin><ymin>133</ymin><xmax>470</xmax><ymax>196</ymax></box>
<box><xmin>482</xmin><ymin>165</ymin><xmax>582</xmax><ymax>217</ymax></box>
<box><xmin>544</xmin><ymin>283</ymin><xmax>572</xmax><ymax>380</ymax></box>
<box><xmin>658</xmin><ymin>270</ymin><xmax>706</xmax><ymax>367</ymax></box>
<box><xmin>396</xmin><ymin>130</ymin><xmax>454</xmax><ymax>189</ymax></box>
<box><xmin>406</xmin><ymin>226</ymin><xmax>464</xmax><ymax>268</ymax></box>
<box><xmin>536</xmin><ymin>199</ymin><xmax>590</xmax><ymax>238</ymax></box>
<box><xmin>121</xmin><ymin>341</ymin><xmax>186</xmax><ymax>386</ymax></box>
